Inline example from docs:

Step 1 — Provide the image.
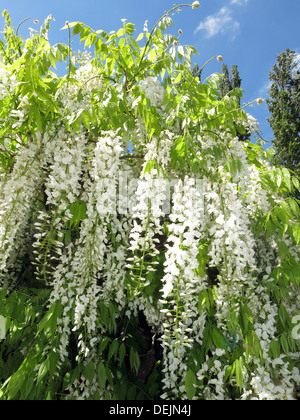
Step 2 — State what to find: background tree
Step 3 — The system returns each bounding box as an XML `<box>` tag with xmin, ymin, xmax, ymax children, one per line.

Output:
<box><xmin>219</xmin><ymin>64</ymin><xmax>232</xmax><ymax>98</ymax></box>
<box><xmin>219</xmin><ymin>64</ymin><xmax>242</xmax><ymax>99</ymax></box>
<box><xmin>219</xmin><ymin>63</ymin><xmax>248</xmax><ymax>141</ymax></box>
<box><xmin>192</xmin><ymin>63</ymin><xmax>202</xmax><ymax>83</ymax></box>
<box><xmin>231</xmin><ymin>65</ymin><xmax>242</xmax><ymax>100</ymax></box>
<box><xmin>267</xmin><ymin>49</ymin><xmax>300</xmax><ymax>179</ymax></box>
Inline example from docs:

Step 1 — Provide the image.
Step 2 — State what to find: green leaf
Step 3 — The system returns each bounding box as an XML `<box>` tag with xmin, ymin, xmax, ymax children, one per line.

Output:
<box><xmin>282</xmin><ymin>168</ymin><xmax>292</xmax><ymax>191</ymax></box>
<box><xmin>149</xmin><ymin>49</ymin><xmax>156</xmax><ymax>62</ymax></box>
<box><xmin>64</xmin><ymin>230</ymin><xmax>71</xmax><ymax>245</ymax></box>
<box><xmin>144</xmin><ymin>160</ymin><xmax>155</xmax><ymax>174</ymax></box>
<box><xmin>119</xmin><ymin>343</ymin><xmax>126</xmax><ymax>366</ymax></box>
<box><xmin>38</xmin><ymin>302</ymin><xmax>61</xmax><ymax>333</ymax></box>
<box><xmin>61</xmin><ymin>21</ymin><xmax>81</xmax><ymax>30</ymax></box>
<box><xmin>212</xmin><ymin>328</ymin><xmax>226</xmax><ymax>350</ymax></box>
<box><xmin>125</xmin><ymin>23</ymin><xmax>135</xmax><ymax>35</ymax></box>
<box><xmin>175</xmin><ymin>136</ymin><xmax>186</xmax><ymax>157</ymax></box>
<box><xmin>185</xmin><ymin>369</ymin><xmax>197</xmax><ymax>399</ymax></box>
<box><xmin>99</xmin><ymin>337</ymin><xmax>110</xmax><ymax>355</ymax></box>
<box><xmin>129</xmin><ymin>347</ymin><xmax>140</xmax><ymax>374</ymax></box>
<box><xmin>84</xmin><ymin>32</ymin><xmax>97</xmax><ymax>48</ymax></box>
<box><xmin>0</xmin><ymin>287</ymin><xmax>7</xmax><ymax>300</ymax></box>
<box><xmin>106</xmin><ymin>365</ymin><xmax>114</xmax><ymax>387</ymax></box>
<box><xmin>80</xmin><ymin>26</ymin><xmax>91</xmax><ymax>43</ymax></box>
<box><xmin>127</xmin><ymin>385</ymin><xmax>137</xmax><ymax>400</ymax></box>
<box><xmin>278</xmin><ymin>240</ymin><xmax>289</xmax><ymax>259</ymax></box>
<box><xmin>270</xmin><ymin>340</ymin><xmax>281</xmax><ymax>359</ymax></box>
<box><xmin>37</xmin><ymin>359</ymin><xmax>50</xmax><ymax>384</ymax></box>
<box><xmin>73</xmin><ymin>22</ymin><xmax>83</xmax><ymax>36</ymax></box>
<box><xmin>108</xmin><ymin>340</ymin><xmax>119</xmax><ymax>362</ymax></box>
<box><xmin>280</xmin><ymin>334</ymin><xmax>289</xmax><ymax>355</ymax></box>
<box><xmin>280</xmin><ymin>201</ymin><xmax>294</xmax><ymax>220</ymax></box>
<box><xmin>287</xmin><ymin>333</ymin><xmax>296</xmax><ymax>352</ymax></box>
<box><xmin>293</xmin><ymin>223</ymin><xmax>300</xmax><ymax>245</ymax></box>
<box><xmin>68</xmin><ymin>201</ymin><xmax>87</xmax><ymax>227</ymax></box>
<box><xmin>8</xmin><ymin>370</ymin><xmax>25</xmax><ymax>399</ymax></box>
<box><xmin>292</xmin><ymin>176</ymin><xmax>300</xmax><ymax>191</ymax></box>
<box><xmin>288</xmin><ymin>198</ymin><xmax>299</xmax><ymax>217</ymax></box>
<box><xmin>292</xmin><ymin>266</ymin><xmax>300</xmax><ymax>286</ymax></box>
<box><xmin>97</xmin><ymin>363</ymin><xmax>106</xmax><ymax>388</ymax></box>
<box><xmin>174</xmin><ymin>72</ymin><xmax>182</xmax><ymax>84</ymax></box>
<box><xmin>240</xmin><ymin>305</ymin><xmax>253</xmax><ymax>334</ymax></box>
<box><xmin>116</xmin><ymin>28</ymin><xmax>125</xmax><ymax>37</ymax></box>
<box><xmin>234</xmin><ymin>357</ymin><xmax>243</xmax><ymax>390</ymax></box>
<box><xmin>198</xmin><ymin>290</ymin><xmax>209</xmax><ymax>314</ymax></box>
<box><xmin>276</xmin><ymin>172</ymin><xmax>282</xmax><ymax>188</ymax></box>
<box><xmin>245</xmin><ymin>332</ymin><xmax>262</xmax><ymax>360</ymax></box>
<box><xmin>83</xmin><ymin>362</ymin><xmax>95</xmax><ymax>383</ymax></box>
<box><xmin>274</xmin><ymin>205</ymin><xmax>289</xmax><ymax>224</ymax></box>
<box><xmin>236</xmin><ymin>123</ymin><xmax>246</xmax><ymax>135</ymax></box>
<box><xmin>20</xmin><ymin>376</ymin><xmax>35</xmax><ymax>400</ymax></box>
<box><xmin>49</xmin><ymin>351</ymin><xmax>59</xmax><ymax>376</ymax></box>
<box><xmin>196</xmin><ymin>242</ymin><xmax>208</xmax><ymax>278</ymax></box>
<box><xmin>95</xmin><ymin>37</ymin><xmax>103</xmax><ymax>57</ymax></box>
<box><xmin>224</xmin><ymin>365</ymin><xmax>234</xmax><ymax>383</ymax></box>
<box><xmin>136</xmin><ymin>33</ymin><xmax>144</xmax><ymax>42</ymax></box>
<box><xmin>265</xmin><ymin>218</ymin><xmax>276</xmax><ymax>239</ymax></box>
<box><xmin>278</xmin><ymin>304</ymin><xmax>288</xmax><ymax>327</ymax></box>
<box><xmin>80</xmin><ymin>109</ymin><xmax>91</xmax><ymax>130</ymax></box>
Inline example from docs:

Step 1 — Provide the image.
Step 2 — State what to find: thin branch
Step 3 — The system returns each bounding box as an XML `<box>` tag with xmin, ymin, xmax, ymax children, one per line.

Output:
<box><xmin>16</xmin><ymin>17</ymin><xmax>33</xmax><ymax>37</ymax></box>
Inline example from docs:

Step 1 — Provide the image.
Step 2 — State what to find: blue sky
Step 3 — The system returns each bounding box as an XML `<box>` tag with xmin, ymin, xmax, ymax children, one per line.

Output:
<box><xmin>1</xmin><ymin>0</ymin><xmax>300</xmax><ymax>147</ymax></box>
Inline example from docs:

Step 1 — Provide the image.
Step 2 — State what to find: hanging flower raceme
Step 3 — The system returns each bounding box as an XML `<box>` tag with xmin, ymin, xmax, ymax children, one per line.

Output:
<box><xmin>126</xmin><ymin>130</ymin><xmax>173</xmax><ymax>304</ymax></box>
<box><xmin>0</xmin><ymin>64</ymin><xmax>17</xmax><ymax>100</ymax></box>
<box><xmin>160</xmin><ymin>176</ymin><xmax>207</xmax><ymax>399</ymax></box>
<box><xmin>33</xmin><ymin>125</ymin><xmax>88</xmax><ymax>286</ymax></box>
<box><xmin>0</xmin><ymin>139</ymin><xmax>44</xmax><ymax>287</ymax></box>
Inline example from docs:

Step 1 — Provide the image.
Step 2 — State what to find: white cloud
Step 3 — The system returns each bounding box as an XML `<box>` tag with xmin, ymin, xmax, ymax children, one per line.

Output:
<box><xmin>257</xmin><ymin>80</ymin><xmax>272</xmax><ymax>97</ymax></box>
<box><xmin>230</xmin><ymin>0</ymin><xmax>248</xmax><ymax>5</ymax></box>
<box><xmin>194</xmin><ymin>7</ymin><xmax>240</xmax><ymax>40</ymax></box>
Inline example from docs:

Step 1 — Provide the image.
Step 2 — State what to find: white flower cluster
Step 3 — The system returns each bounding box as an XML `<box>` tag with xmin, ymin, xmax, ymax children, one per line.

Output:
<box><xmin>160</xmin><ymin>177</ymin><xmax>207</xmax><ymax>398</ymax></box>
<box><xmin>244</xmin><ymin>113</ymin><xmax>260</xmax><ymax>135</ymax></box>
<box><xmin>82</xmin><ymin>131</ymin><xmax>128</xmax><ymax>311</ymax></box>
<box><xmin>144</xmin><ymin>130</ymin><xmax>174</xmax><ymax>169</ymax></box>
<box><xmin>0</xmin><ymin>140</ymin><xmax>43</xmax><ymax>287</ymax></box>
<box><xmin>67</xmin><ymin>132</ymin><xmax>125</xmax><ymax>398</ymax></box>
<box><xmin>56</xmin><ymin>58</ymin><xmax>104</xmax><ymax>122</ymax></box>
<box><xmin>127</xmin><ymin>130</ymin><xmax>172</xmax><ymax>297</ymax></box>
<box><xmin>66</xmin><ymin>351</ymin><xmax>107</xmax><ymax>400</ymax></box>
<box><xmin>139</xmin><ymin>76</ymin><xmax>165</xmax><ymax>110</ymax></box>
<box><xmin>49</xmin><ymin>131</ymin><xmax>124</xmax><ymax>365</ymax></box>
<box><xmin>33</xmin><ymin>126</ymin><xmax>87</xmax><ymax>287</ymax></box>
<box><xmin>126</xmin><ymin>170</ymin><xmax>168</xmax><ymax>312</ymax></box>
<box><xmin>124</xmin><ymin>130</ymin><xmax>176</xmax><ymax>325</ymax></box>
<box><xmin>242</xmin><ymin>284</ymin><xmax>300</xmax><ymax>400</ymax></box>
<box><xmin>196</xmin><ymin>350</ymin><xmax>228</xmax><ymax>400</ymax></box>
<box><xmin>245</xmin><ymin>363</ymin><xmax>300</xmax><ymax>400</ymax></box>
<box><xmin>43</xmin><ymin>127</ymin><xmax>87</xmax><ymax>211</ymax></box>
<box><xmin>0</xmin><ymin>65</ymin><xmax>17</xmax><ymax>100</ymax></box>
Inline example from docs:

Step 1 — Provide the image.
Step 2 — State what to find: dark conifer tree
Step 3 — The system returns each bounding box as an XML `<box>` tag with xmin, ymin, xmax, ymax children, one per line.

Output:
<box><xmin>220</xmin><ymin>64</ymin><xmax>247</xmax><ymax>141</ymax></box>
<box><xmin>219</xmin><ymin>64</ymin><xmax>232</xmax><ymax>98</ymax></box>
<box><xmin>267</xmin><ymin>49</ymin><xmax>300</xmax><ymax>179</ymax></box>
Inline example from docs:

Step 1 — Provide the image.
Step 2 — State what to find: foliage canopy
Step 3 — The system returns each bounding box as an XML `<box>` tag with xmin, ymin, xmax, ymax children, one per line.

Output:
<box><xmin>0</xmin><ymin>4</ymin><xmax>300</xmax><ymax>400</ymax></box>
